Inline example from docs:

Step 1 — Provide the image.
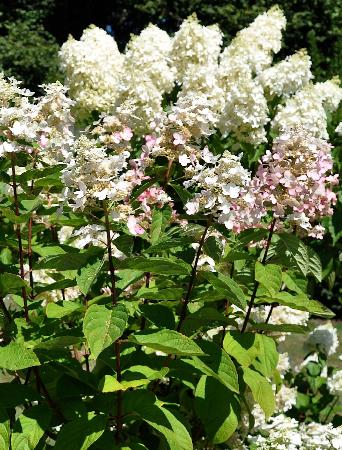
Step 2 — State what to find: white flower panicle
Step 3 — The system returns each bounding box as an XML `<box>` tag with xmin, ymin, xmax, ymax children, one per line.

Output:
<box><xmin>171</xmin><ymin>14</ymin><xmax>223</xmax><ymax>84</ymax></box>
<box><xmin>258</xmin><ymin>49</ymin><xmax>313</xmax><ymax>98</ymax></box>
<box><xmin>36</xmin><ymin>82</ymin><xmax>75</xmax><ymax>163</ymax></box>
<box><xmin>218</xmin><ymin>65</ymin><xmax>269</xmax><ymax>144</ymax></box>
<box><xmin>183</xmin><ymin>148</ymin><xmax>264</xmax><ymax>232</ymax></box>
<box><xmin>59</xmin><ymin>26</ymin><xmax>124</xmax><ymax>116</ymax></box>
<box><xmin>272</xmin><ymin>78</ymin><xmax>342</xmax><ymax>138</ymax></box>
<box><xmin>219</xmin><ymin>6</ymin><xmax>286</xmax><ymax>76</ymax></box>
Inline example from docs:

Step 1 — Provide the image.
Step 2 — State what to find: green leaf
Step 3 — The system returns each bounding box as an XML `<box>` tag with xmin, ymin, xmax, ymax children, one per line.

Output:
<box><xmin>170</xmin><ymin>183</ymin><xmax>192</xmax><ymax>203</ymax></box>
<box><xmin>54</xmin><ymin>412</ymin><xmax>107</xmax><ymax>450</ymax></box>
<box><xmin>139</xmin><ymin>304</ymin><xmax>175</xmax><ymax>329</ymax></box>
<box><xmin>243</xmin><ymin>367</ymin><xmax>275</xmax><ymax>417</ymax></box>
<box><xmin>150</xmin><ymin>209</ymin><xmax>163</xmax><ymax>245</ymax></box>
<box><xmin>0</xmin><ymin>342</ymin><xmax>40</xmax><ymax>370</ymax></box>
<box><xmin>20</xmin><ymin>197</ymin><xmax>42</xmax><ymax>212</ymax></box>
<box><xmin>150</xmin><ymin>405</ymin><xmax>194</xmax><ymax>450</ymax></box>
<box><xmin>190</xmin><ymin>341</ymin><xmax>239</xmax><ymax>393</ymax></box>
<box><xmin>282</xmin><ymin>272</ymin><xmax>304</xmax><ymax>294</ymax></box>
<box><xmin>0</xmin><ymin>384</ymin><xmax>40</xmax><ymax>408</ymax></box>
<box><xmin>195</xmin><ymin>376</ymin><xmax>239</xmax><ymax>444</ymax></box>
<box><xmin>255</xmin><ymin>262</ymin><xmax>282</xmax><ymax>296</ymax></box>
<box><xmin>201</xmin><ymin>272</ymin><xmax>246</xmax><ymax>309</ymax></box>
<box><xmin>258</xmin><ymin>292</ymin><xmax>335</xmax><ymax>318</ymax></box>
<box><xmin>99</xmin><ymin>367</ymin><xmax>169</xmax><ymax>392</ymax></box>
<box><xmin>136</xmin><ymin>286</ymin><xmax>184</xmax><ymax>301</ymax></box>
<box><xmin>128</xmin><ymin>329</ymin><xmax>204</xmax><ymax>356</ymax></box>
<box><xmin>18</xmin><ymin>165</ymin><xmax>65</xmax><ymax>182</ymax></box>
<box><xmin>145</xmin><ymin>238</ymin><xmax>193</xmax><ymax>253</ymax></box>
<box><xmin>35</xmin><ymin>247</ymin><xmax>104</xmax><ymax>270</ymax></box>
<box><xmin>11</xmin><ymin>405</ymin><xmax>52</xmax><ymax>450</ymax></box>
<box><xmin>252</xmin><ymin>334</ymin><xmax>279</xmax><ymax>378</ymax></box>
<box><xmin>273</xmin><ymin>234</ymin><xmax>309</xmax><ymax>276</ymax></box>
<box><xmin>250</xmin><ymin>323</ymin><xmax>311</xmax><ymax>334</ymax></box>
<box><xmin>203</xmin><ymin>236</ymin><xmax>223</xmax><ymax>262</ymax></box>
<box><xmin>46</xmin><ymin>301</ymin><xmax>82</xmax><ymax>319</ymax></box>
<box><xmin>0</xmin><ymin>273</ymin><xmax>27</xmax><ymax>296</ymax></box>
<box><xmin>83</xmin><ymin>304</ymin><xmax>128</xmax><ymax>359</ymax></box>
<box><xmin>223</xmin><ymin>332</ymin><xmax>260</xmax><ymax>367</ymax></box>
<box><xmin>307</xmin><ymin>247</ymin><xmax>322</xmax><ymax>282</ymax></box>
<box><xmin>76</xmin><ymin>256</ymin><xmax>104</xmax><ymax>296</ymax></box>
<box><xmin>0</xmin><ymin>408</ymin><xmax>10</xmax><ymax>450</ymax></box>
<box><xmin>35</xmin><ymin>336</ymin><xmax>82</xmax><ymax>350</ymax></box>
<box><xmin>117</xmin><ymin>257</ymin><xmax>191</xmax><ymax>275</ymax></box>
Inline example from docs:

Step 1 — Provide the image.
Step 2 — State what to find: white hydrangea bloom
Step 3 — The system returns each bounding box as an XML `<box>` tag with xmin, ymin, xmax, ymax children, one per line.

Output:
<box><xmin>277</xmin><ymin>352</ymin><xmax>291</xmax><ymax>377</ymax></box>
<box><xmin>327</xmin><ymin>371</ymin><xmax>342</xmax><ymax>397</ymax></box>
<box><xmin>272</xmin><ymin>78</ymin><xmax>342</xmax><ymax>138</ymax></box>
<box><xmin>248</xmin><ymin>414</ymin><xmax>302</xmax><ymax>450</ymax></box>
<box><xmin>219</xmin><ymin>6</ymin><xmax>286</xmax><ymax>76</ymax></box>
<box><xmin>306</xmin><ymin>321</ymin><xmax>339</xmax><ymax>356</ymax></box>
<box><xmin>59</xmin><ymin>26</ymin><xmax>124</xmax><ymax>116</ymax></box>
<box><xmin>218</xmin><ymin>64</ymin><xmax>269</xmax><ymax>144</ymax></box>
<box><xmin>122</xmin><ymin>24</ymin><xmax>175</xmax><ymax>94</ymax></box>
<box><xmin>300</xmin><ymin>422</ymin><xmax>342</xmax><ymax>449</ymax></box>
<box><xmin>275</xmin><ymin>385</ymin><xmax>297</xmax><ymax>413</ymax></box>
<box><xmin>37</xmin><ymin>82</ymin><xmax>75</xmax><ymax>163</ymax></box>
<box><xmin>171</xmin><ymin>14</ymin><xmax>223</xmax><ymax>83</ymax></box>
<box><xmin>258</xmin><ymin>49</ymin><xmax>313</xmax><ymax>98</ymax></box>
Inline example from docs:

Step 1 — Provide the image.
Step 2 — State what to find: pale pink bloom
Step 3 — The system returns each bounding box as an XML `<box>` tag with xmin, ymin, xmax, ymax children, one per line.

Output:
<box><xmin>127</xmin><ymin>215</ymin><xmax>145</xmax><ymax>235</ymax></box>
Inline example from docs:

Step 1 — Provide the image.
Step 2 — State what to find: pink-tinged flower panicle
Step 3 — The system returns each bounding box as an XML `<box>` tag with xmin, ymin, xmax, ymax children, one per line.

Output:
<box><xmin>253</xmin><ymin>129</ymin><xmax>338</xmax><ymax>237</ymax></box>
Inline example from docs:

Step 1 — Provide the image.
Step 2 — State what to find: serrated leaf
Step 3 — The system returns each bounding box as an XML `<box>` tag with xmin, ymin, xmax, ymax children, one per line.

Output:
<box><xmin>76</xmin><ymin>256</ymin><xmax>104</xmax><ymax>295</ymax></box>
<box><xmin>0</xmin><ymin>342</ymin><xmax>40</xmax><ymax>370</ymax></box>
<box><xmin>46</xmin><ymin>301</ymin><xmax>82</xmax><ymax>319</ymax></box>
<box><xmin>136</xmin><ymin>286</ymin><xmax>183</xmax><ymax>301</ymax></box>
<box><xmin>273</xmin><ymin>234</ymin><xmax>309</xmax><ymax>276</ymax></box>
<box><xmin>190</xmin><ymin>340</ymin><xmax>239</xmax><ymax>393</ymax></box>
<box><xmin>243</xmin><ymin>367</ymin><xmax>275</xmax><ymax>417</ymax></box>
<box><xmin>307</xmin><ymin>247</ymin><xmax>322</xmax><ymax>282</ymax></box>
<box><xmin>83</xmin><ymin>304</ymin><xmax>128</xmax><ymax>358</ymax></box>
<box><xmin>195</xmin><ymin>376</ymin><xmax>239</xmax><ymax>444</ymax></box>
<box><xmin>54</xmin><ymin>412</ymin><xmax>107</xmax><ymax>450</ymax></box>
<box><xmin>0</xmin><ymin>273</ymin><xmax>27</xmax><ymax>296</ymax></box>
<box><xmin>145</xmin><ymin>237</ymin><xmax>193</xmax><ymax>253</ymax></box>
<box><xmin>0</xmin><ymin>408</ymin><xmax>10</xmax><ymax>450</ymax></box>
<box><xmin>250</xmin><ymin>323</ymin><xmax>311</xmax><ymax>334</ymax></box>
<box><xmin>35</xmin><ymin>336</ymin><xmax>82</xmax><ymax>350</ymax></box>
<box><xmin>150</xmin><ymin>209</ymin><xmax>163</xmax><ymax>245</ymax></box>
<box><xmin>255</xmin><ymin>262</ymin><xmax>282</xmax><ymax>296</ymax></box>
<box><xmin>258</xmin><ymin>292</ymin><xmax>335</xmax><ymax>318</ymax></box>
<box><xmin>223</xmin><ymin>332</ymin><xmax>260</xmax><ymax>367</ymax></box>
<box><xmin>117</xmin><ymin>257</ymin><xmax>191</xmax><ymax>275</ymax></box>
<box><xmin>201</xmin><ymin>272</ymin><xmax>246</xmax><ymax>309</ymax></box>
<box><xmin>253</xmin><ymin>334</ymin><xmax>279</xmax><ymax>378</ymax></box>
<box><xmin>35</xmin><ymin>247</ymin><xmax>104</xmax><ymax>270</ymax></box>
<box><xmin>128</xmin><ymin>329</ymin><xmax>204</xmax><ymax>356</ymax></box>
<box><xmin>11</xmin><ymin>405</ymin><xmax>52</xmax><ymax>450</ymax></box>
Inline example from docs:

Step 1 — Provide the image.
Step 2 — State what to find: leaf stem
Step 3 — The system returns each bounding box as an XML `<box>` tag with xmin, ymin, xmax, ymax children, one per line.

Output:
<box><xmin>241</xmin><ymin>218</ymin><xmax>276</xmax><ymax>333</ymax></box>
<box><xmin>177</xmin><ymin>219</ymin><xmax>211</xmax><ymax>332</ymax></box>
<box><xmin>11</xmin><ymin>155</ymin><xmax>30</xmax><ymax>322</ymax></box>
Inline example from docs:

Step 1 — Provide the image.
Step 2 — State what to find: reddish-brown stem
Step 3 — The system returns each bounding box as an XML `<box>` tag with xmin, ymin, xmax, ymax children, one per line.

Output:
<box><xmin>140</xmin><ymin>272</ymin><xmax>151</xmax><ymax>330</ymax></box>
<box><xmin>103</xmin><ymin>202</ymin><xmax>122</xmax><ymax>442</ymax></box>
<box><xmin>32</xmin><ymin>367</ymin><xmax>65</xmax><ymax>423</ymax></box>
<box><xmin>27</xmin><ymin>216</ymin><xmax>34</xmax><ymax>298</ymax></box>
<box><xmin>240</xmin><ymin>218</ymin><xmax>277</xmax><ymax>333</ymax></box>
<box><xmin>11</xmin><ymin>156</ymin><xmax>29</xmax><ymax>322</ymax></box>
<box><xmin>103</xmin><ymin>203</ymin><xmax>117</xmax><ymax>306</ymax></box>
<box><xmin>177</xmin><ymin>220</ymin><xmax>211</xmax><ymax>332</ymax></box>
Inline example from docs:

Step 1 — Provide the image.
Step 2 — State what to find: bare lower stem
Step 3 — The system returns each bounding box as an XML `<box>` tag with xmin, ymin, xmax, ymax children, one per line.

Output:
<box><xmin>241</xmin><ymin>218</ymin><xmax>276</xmax><ymax>333</ymax></box>
<box><xmin>177</xmin><ymin>220</ymin><xmax>211</xmax><ymax>332</ymax></box>
<box><xmin>103</xmin><ymin>202</ymin><xmax>122</xmax><ymax>442</ymax></box>
<box><xmin>11</xmin><ymin>156</ymin><xmax>30</xmax><ymax>322</ymax></box>
<box><xmin>103</xmin><ymin>203</ymin><xmax>117</xmax><ymax>306</ymax></box>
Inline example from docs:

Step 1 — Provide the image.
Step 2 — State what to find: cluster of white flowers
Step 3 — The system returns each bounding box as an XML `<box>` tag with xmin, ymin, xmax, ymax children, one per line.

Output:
<box><xmin>327</xmin><ymin>371</ymin><xmax>342</xmax><ymax>397</ymax></box>
<box><xmin>183</xmin><ymin>148</ymin><xmax>265</xmax><ymax>232</ymax></box>
<box><xmin>117</xmin><ymin>25</ymin><xmax>175</xmax><ymax>131</ymax></box>
<box><xmin>272</xmin><ymin>78</ymin><xmax>342</xmax><ymax>139</ymax></box>
<box><xmin>248</xmin><ymin>414</ymin><xmax>342</xmax><ymax>449</ymax></box>
<box><xmin>59</xmin><ymin>26</ymin><xmax>124</xmax><ymax>116</ymax></box>
<box><xmin>306</xmin><ymin>321</ymin><xmax>339</xmax><ymax>356</ymax></box>
<box><xmin>171</xmin><ymin>14</ymin><xmax>222</xmax><ymax>84</ymax></box>
<box><xmin>258</xmin><ymin>49</ymin><xmax>313</xmax><ymax>98</ymax></box>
